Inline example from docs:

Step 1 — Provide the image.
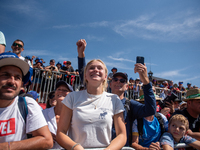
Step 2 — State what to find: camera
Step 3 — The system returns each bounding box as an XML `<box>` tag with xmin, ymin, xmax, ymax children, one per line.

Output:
<box><xmin>159</xmin><ymin>92</ymin><xmax>178</xmax><ymax>109</ymax></box>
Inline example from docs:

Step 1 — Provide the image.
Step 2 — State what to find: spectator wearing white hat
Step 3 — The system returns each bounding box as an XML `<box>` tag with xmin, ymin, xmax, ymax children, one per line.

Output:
<box><xmin>0</xmin><ymin>52</ymin><xmax>53</xmax><ymax>149</ymax></box>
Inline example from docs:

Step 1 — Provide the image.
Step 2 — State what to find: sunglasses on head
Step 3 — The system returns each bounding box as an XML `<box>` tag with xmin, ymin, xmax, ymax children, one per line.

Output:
<box><xmin>12</xmin><ymin>43</ymin><xmax>23</xmax><ymax>48</ymax></box>
<box><xmin>112</xmin><ymin>78</ymin><xmax>126</xmax><ymax>83</ymax></box>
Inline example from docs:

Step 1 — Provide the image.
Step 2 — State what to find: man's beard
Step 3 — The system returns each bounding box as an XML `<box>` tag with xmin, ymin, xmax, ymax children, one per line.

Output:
<box><xmin>13</xmin><ymin>49</ymin><xmax>21</xmax><ymax>55</ymax></box>
<box><xmin>0</xmin><ymin>84</ymin><xmax>20</xmax><ymax>100</ymax></box>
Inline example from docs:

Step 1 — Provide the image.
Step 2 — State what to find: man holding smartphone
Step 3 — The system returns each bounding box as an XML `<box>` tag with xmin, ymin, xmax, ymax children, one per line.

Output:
<box><xmin>110</xmin><ymin>63</ymin><xmax>157</xmax><ymax>146</ymax></box>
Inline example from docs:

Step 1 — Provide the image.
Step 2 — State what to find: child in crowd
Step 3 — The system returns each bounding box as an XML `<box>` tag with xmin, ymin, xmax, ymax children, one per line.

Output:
<box><xmin>160</xmin><ymin>114</ymin><xmax>200</xmax><ymax>150</ymax></box>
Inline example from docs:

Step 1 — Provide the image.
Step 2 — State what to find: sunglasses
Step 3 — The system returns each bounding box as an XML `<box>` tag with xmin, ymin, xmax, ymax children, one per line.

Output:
<box><xmin>112</xmin><ymin>78</ymin><xmax>126</xmax><ymax>83</ymax></box>
<box><xmin>12</xmin><ymin>43</ymin><xmax>23</xmax><ymax>48</ymax></box>
<box><xmin>49</xmin><ymin>95</ymin><xmax>55</xmax><ymax>99</ymax></box>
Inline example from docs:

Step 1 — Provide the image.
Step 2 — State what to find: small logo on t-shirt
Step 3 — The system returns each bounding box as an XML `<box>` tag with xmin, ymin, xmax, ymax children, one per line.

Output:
<box><xmin>0</xmin><ymin>118</ymin><xmax>15</xmax><ymax>136</ymax></box>
<box><xmin>99</xmin><ymin>111</ymin><xmax>107</xmax><ymax>119</ymax></box>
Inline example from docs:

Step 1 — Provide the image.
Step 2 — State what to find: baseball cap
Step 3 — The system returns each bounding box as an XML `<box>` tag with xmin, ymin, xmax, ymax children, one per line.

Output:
<box><xmin>36</xmin><ymin>59</ymin><xmax>43</xmax><ymax>65</ymax></box>
<box><xmin>35</xmin><ymin>57</ymin><xmax>40</xmax><ymax>61</ymax></box>
<box><xmin>111</xmin><ymin>67</ymin><xmax>117</xmax><ymax>71</ymax></box>
<box><xmin>0</xmin><ymin>52</ymin><xmax>29</xmax><ymax>76</ymax></box>
<box><xmin>160</xmin><ymin>85</ymin><xmax>164</xmax><ymax>88</ymax></box>
<box><xmin>55</xmin><ymin>80</ymin><xmax>74</xmax><ymax>92</ymax></box>
<box><xmin>113</xmin><ymin>72</ymin><xmax>128</xmax><ymax>81</ymax></box>
<box><xmin>25</xmin><ymin>56</ymin><xmax>31</xmax><ymax>60</ymax></box>
<box><xmin>50</xmin><ymin>59</ymin><xmax>55</xmax><ymax>63</ymax></box>
<box><xmin>56</xmin><ymin>62</ymin><xmax>62</xmax><ymax>66</ymax></box>
<box><xmin>27</xmin><ymin>91</ymin><xmax>39</xmax><ymax>100</ymax></box>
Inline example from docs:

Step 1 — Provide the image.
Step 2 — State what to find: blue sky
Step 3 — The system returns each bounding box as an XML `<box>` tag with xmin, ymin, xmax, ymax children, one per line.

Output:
<box><xmin>1</xmin><ymin>0</ymin><xmax>200</xmax><ymax>88</ymax></box>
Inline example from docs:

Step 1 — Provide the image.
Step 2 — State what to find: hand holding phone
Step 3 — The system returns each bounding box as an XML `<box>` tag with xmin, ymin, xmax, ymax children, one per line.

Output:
<box><xmin>136</xmin><ymin>56</ymin><xmax>144</xmax><ymax>65</ymax></box>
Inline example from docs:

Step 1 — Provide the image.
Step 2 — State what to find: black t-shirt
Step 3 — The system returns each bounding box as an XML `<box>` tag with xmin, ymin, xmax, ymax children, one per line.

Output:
<box><xmin>61</xmin><ymin>66</ymin><xmax>74</xmax><ymax>72</ymax></box>
<box><xmin>172</xmin><ymin>108</ymin><xmax>200</xmax><ymax>132</ymax></box>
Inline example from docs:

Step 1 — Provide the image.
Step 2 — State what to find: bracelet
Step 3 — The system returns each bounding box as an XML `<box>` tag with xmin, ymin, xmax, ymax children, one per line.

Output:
<box><xmin>71</xmin><ymin>143</ymin><xmax>80</xmax><ymax>150</ymax></box>
<box><xmin>8</xmin><ymin>142</ymin><xmax>11</xmax><ymax>150</ymax></box>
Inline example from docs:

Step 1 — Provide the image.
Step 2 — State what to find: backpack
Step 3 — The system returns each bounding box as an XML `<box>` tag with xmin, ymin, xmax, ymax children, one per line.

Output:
<box><xmin>137</xmin><ymin>113</ymin><xmax>165</xmax><ymax>138</ymax></box>
<box><xmin>124</xmin><ymin>98</ymin><xmax>133</xmax><ymax>146</ymax></box>
<box><xmin>18</xmin><ymin>96</ymin><xmax>32</xmax><ymax>138</ymax></box>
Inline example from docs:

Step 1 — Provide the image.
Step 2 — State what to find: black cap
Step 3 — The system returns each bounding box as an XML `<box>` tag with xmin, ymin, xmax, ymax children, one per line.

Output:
<box><xmin>113</xmin><ymin>72</ymin><xmax>128</xmax><ymax>81</ymax></box>
<box><xmin>55</xmin><ymin>81</ymin><xmax>73</xmax><ymax>92</ymax></box>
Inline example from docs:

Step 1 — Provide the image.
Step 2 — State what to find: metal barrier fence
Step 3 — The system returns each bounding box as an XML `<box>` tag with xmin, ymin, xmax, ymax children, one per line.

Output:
<box><xmin>49</xmin><ymin>143</ymin><xmax>191</xmax><ymax>150</ymax></box>
<box><xmin>127</xmin><ymin>86</ymin><xmax>187</xmax><ymax>101</ymax></box>
<box><xmin>27</xmin><ymin>68</ymin><xmax>82</xmax><ymax>103</ymax></box>
<box><xmin>28</xmin><ymin>68</ymin><xmax>187</xmax><ymax>103</ymax></box>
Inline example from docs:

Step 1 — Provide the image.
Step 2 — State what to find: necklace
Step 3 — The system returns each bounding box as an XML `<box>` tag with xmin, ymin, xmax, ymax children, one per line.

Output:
<box><xmin>87</xmin><ymin>92</ymin><xmax>104</xmax><ymax>109</ymax></box>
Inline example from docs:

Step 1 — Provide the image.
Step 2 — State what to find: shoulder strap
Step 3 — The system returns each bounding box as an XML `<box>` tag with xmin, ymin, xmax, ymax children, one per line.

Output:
<box><xmin>155</xmin><ymin>113</ymin><xmax>165</xmax><ymax>135</ymax></box>
<box><xmin>18</xmin><ymin>96</ymin><xmax>28</xmax><ymax>123</ymax></box>
<box><xmin>18</xmin><ymin>96</ymin><xmax>32</xmax><ymax>138</ymax></box>
<box><xmin>124</xmin><ymin>98</ymin><xmax>130</xmax><ymax>113</ymax></box>
<box><xmin>137</xmin><ymin>118</ymin><xmax>143</xmax><ymax>136</ymax></box>
<box><xmin>124</xmin><ymin>98</ymin><xmax>134</xmax><ymax>146</ymax></box>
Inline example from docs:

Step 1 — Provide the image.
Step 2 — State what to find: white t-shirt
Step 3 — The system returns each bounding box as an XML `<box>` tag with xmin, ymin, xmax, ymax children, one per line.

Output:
<box><xmin>0</xmin><ymin>96</ymin><xmax>47</xmax><ymax>142</ymax></box>
<box><xmin>19</xmin><ymin>56</ymin><xmax>33</xmax><ymax>68</ymax></box>
<box><xmin>0</xmin><ymin>31</ymin><xmax>6</xmax><ymax>46</ymax></box>
<box><xmin>42</xmin><ymin>107</ymin><xmax>63</xmax><ymax>149</ymax></box>
<box><xmin>62</xmin><ymin>90</ymin><xmax>124</xmax><ymax>148</ymax></box>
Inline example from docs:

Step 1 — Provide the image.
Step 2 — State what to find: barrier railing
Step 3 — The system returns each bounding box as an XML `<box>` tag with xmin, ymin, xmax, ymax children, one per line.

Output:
<box><xmin>28</xmin><ymin>68</ymin><xmax>82</xmax><ymax>103</ymax></box>
<box><xmin>127</xmin><ymin>86</ymin><xmax>187</xmax><ymax>101</ymax></box>
<box><xmin>28</xmin><ymin>68</ymin><xmax>187</xmax><ymax>103</ymax></box>
<box><xmin>49</xmin><ymin>143</ymin><xmax>191</xmax><ymax>150</ymax></box>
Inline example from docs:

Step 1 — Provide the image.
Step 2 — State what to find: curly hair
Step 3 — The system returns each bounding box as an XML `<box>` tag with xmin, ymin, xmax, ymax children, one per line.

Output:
<box><xmin>169</xmin><ymin>114</ymin><xmax>189</xmax><ymax>131</ymax></box>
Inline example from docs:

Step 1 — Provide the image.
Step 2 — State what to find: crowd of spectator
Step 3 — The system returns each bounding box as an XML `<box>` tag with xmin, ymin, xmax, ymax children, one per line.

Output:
<box><xmin>0</xmin><ymin>31</ymin><xmax>200</xmax><ymax>149</ymax></box>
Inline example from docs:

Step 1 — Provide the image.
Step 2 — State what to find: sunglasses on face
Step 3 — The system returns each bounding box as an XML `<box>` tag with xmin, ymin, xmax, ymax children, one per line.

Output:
<box><xmin>112</xmin><ymin>78</ymin><xmax>126</xmax><ymax>83</ymax></box>
<box><xmin>12</xmin><ymin>43</ymin><xmax>23</xmax><ymax>48</ymax></box>
<box><xmin>49</xmin><ymin>95</ymin><xmax>55</xmax><ymax>99</ymax></box>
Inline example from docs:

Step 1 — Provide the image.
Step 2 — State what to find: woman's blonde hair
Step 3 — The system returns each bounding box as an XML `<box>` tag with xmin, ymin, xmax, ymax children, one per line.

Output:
<box><xmin>169</xmin><ymin>114</ymin><xmax>189</xmax><ymax>131</ymax></box>
<box><xmin>83</xmin><ymin>59</ymin><xmax>108</xmax><ymax>91</ymax></box>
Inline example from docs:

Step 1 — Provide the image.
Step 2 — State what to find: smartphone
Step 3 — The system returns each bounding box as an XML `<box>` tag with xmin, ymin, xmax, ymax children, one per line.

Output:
<box><xmin>136</xmin><ymin>56</ymin><xmax>144</xmax><ymax>65</ymax></box>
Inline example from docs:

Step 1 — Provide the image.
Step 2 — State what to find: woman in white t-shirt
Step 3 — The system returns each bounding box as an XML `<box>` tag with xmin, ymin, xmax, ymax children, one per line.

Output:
<box><xmin>43</xmin><ymin>81</ymin><xmax>73</xmax><ymax>149</ymax></box>
<box><xmin>57</xmin><ymin>59</ymin><xmax>126</xmax><ymax>150</ymax></box>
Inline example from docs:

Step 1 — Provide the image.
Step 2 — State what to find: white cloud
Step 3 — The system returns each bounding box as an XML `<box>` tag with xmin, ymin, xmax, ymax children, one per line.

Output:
<box><xmin>104</xmin><ymin>61</ymin><xmax>134</xmax><ymax>71</ymax></box>
<box><xmin>53</xmin><ymin>25</ymin><xmax>72</xmax><ymax>29</ymax></box>
<box><xmin>107</xmin><ymin>56</ymin><xmax>157</xmax><ymax>66</ymax></box>
<box><xmin>3</xmin><ymin>1</ymin><xmax>45</xmax><ymax>19</ymax></box>
<box><xmin>53</xmin><ymin>21</ymin><xmax>109</xmax><ymax>29</ymax></box>
<box><xmin>52</xmin><ymin>10</ymin><xmax>200</xmax><ymax>42</ymax></box>
<box><xmin>86</xmin><ymin>35</ymin><xmax>104</xmax><ymax>41</ymax></box>
<box><xmin>108</xmin><ymin>56</ymin><xmax>135</xmax><ymax>63</ymax></box>
<box><xmin>182</xmin><ymin>75</ymin><xmax>200</xmax><ymax>82</ymax></box>
<box><xmin>112</xmin><ymin>12</ymin><xmax>200</xmax><ymax>41</ymax></box>
<box><xmin>83</xmin><ymin>21</ymin><xmax>109</xmax><ymax>28</ymax></box>
<box><xmin>154</xmin><ymin>67</ymin><xmax>189</xmax><ymax>78</ymax></box>
<box><xmin>22</xmin><ymin>50</ymin><xmax>51</xmax><ymax>57</ymax></box>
